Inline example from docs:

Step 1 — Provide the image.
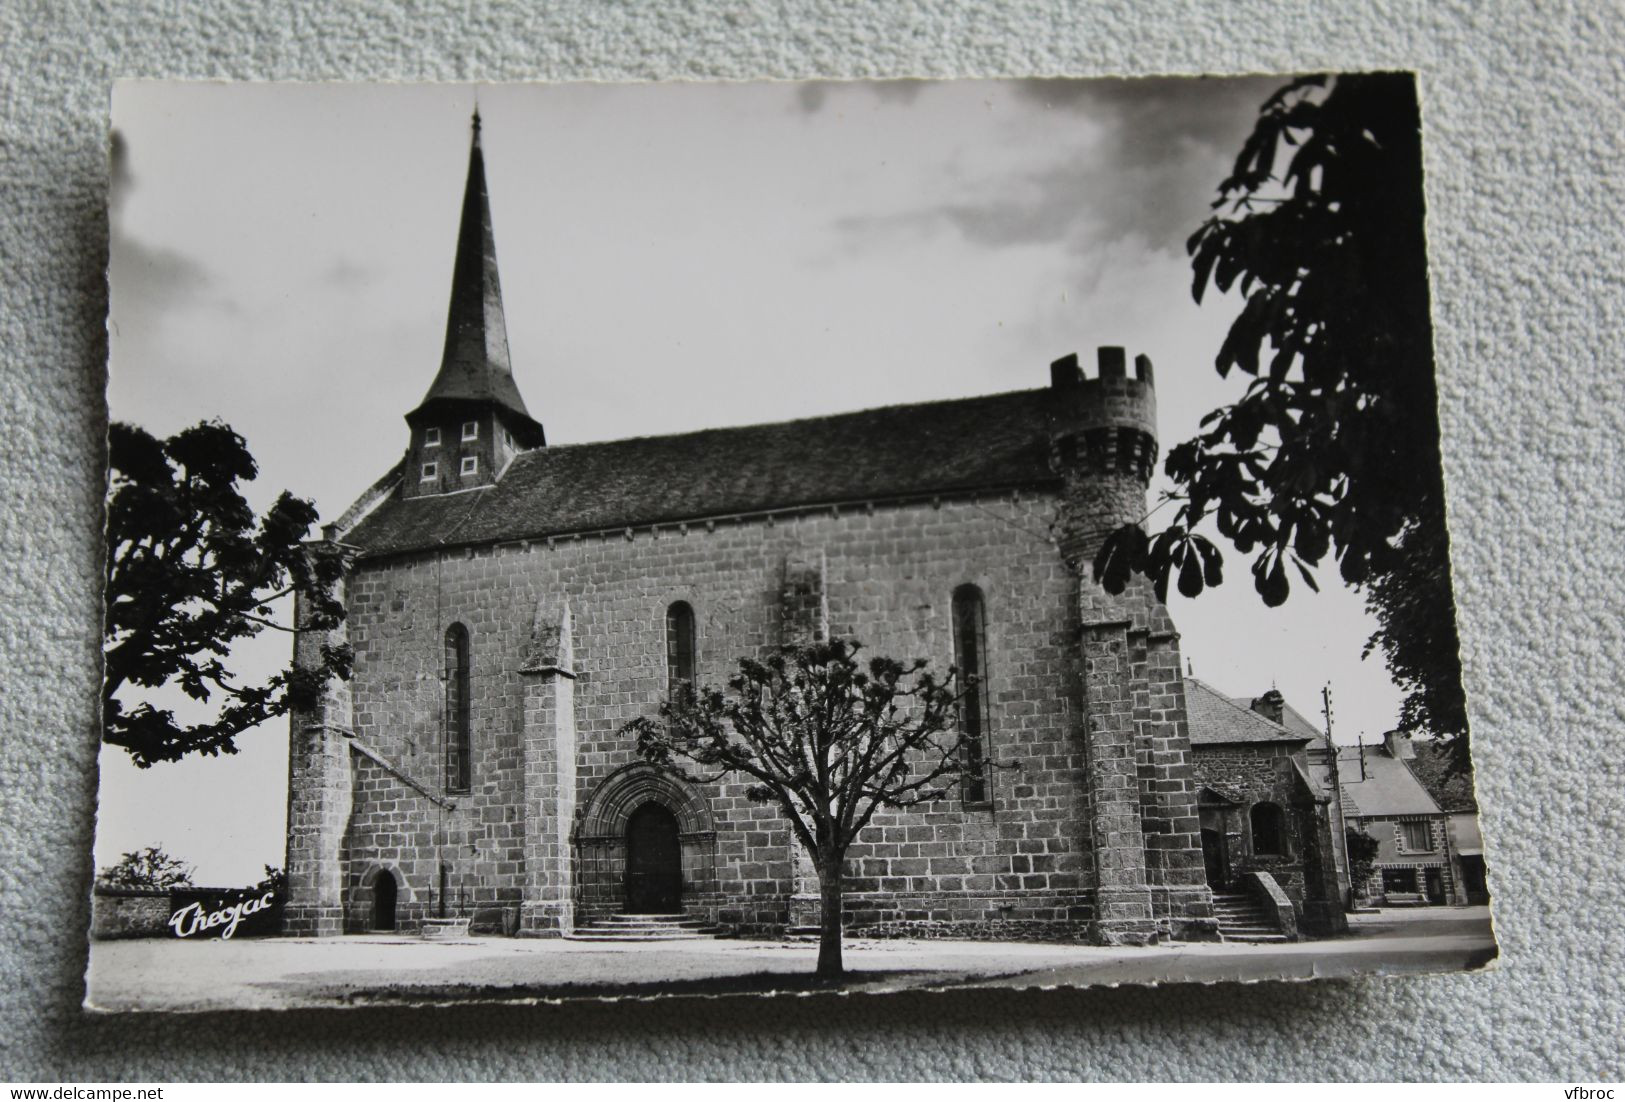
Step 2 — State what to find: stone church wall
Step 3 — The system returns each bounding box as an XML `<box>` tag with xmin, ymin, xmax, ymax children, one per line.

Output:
<box><xmin>339</xmin><ymin>491</ymin><xmax>1098</xmax><ymax>934</ymax></box>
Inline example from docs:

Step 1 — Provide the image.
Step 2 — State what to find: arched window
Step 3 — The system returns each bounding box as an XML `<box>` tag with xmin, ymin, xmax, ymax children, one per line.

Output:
<box><xmin>1250</xmin><ymin>801</ymin><xmax>1285</xmax><ymax>856</ymax></box>
<box><xmin>666</xmin><ymin>602</ymin><xmax>696</xmax><ymax>700</ymax></box>
<box><xmin>444</xmin><ymin>623</ymin><xmax>471</xmax><ymax>794</ymax></box>
<box><xmin>952</xmin><ymin>585</ymin><xmax>991</xmax><ymax>805</ymax></box>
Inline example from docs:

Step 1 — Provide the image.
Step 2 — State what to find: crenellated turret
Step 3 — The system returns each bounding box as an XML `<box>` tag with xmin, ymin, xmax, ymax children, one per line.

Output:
<box><xmin>1047</xmin><ymin>346</ymin><xmax>1159</xmax><ymax>568</ymax></box>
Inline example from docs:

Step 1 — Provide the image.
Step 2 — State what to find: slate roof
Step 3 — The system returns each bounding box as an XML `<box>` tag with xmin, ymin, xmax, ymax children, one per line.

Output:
<box><xmin>1227</xmin><ymin>692</ymin><xmax>1329</xmax><ymax>751</ymax></box>
<box><xmin>1335</xmin><ymin>746</ymin><xmax>1442</xmax><ymax>818</ymax></box>
<box><xmin>1186</xmin><ymin>679</ymin><xmax>1312</xmax><ymax>746</ymax></box>
<box><xmin>1279</xmin><ymin>701</ymin><xmax>1325</xmax><ymax>743</ymax></box>
<box><xmin>1225</xmin><ymin>693</ymin><xmax>1325</xmax><ymax>742</ymax></box>
<box><xmin>344</xmin><ymin>388</ymin><xmax>1061</xmax><ymax>558</ymax></box>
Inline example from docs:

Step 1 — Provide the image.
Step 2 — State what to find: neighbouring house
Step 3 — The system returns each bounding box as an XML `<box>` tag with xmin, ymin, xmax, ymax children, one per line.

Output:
<box><xmin>1237</xmin><ymin>688</ymin><xmax>1354</xmax><ymax>900</ymax></box>
<box><xmin>1408</xmin><ymin>739</ymin><xmax>1490</xmax><ymax>905</ymax></box>
<box><xmin>1184</xmin><ymin>681</ymin><xmax>1347</xmax><ymax>936</ymax></box>
<box><xmin>1334</xmin><ymin>733</ymin><xmax>1465</xmax><ymax>906</ymax></box>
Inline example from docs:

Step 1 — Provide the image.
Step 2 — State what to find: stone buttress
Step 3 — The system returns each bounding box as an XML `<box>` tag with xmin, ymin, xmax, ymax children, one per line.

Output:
<box><xmin>282</xmin><ymin>540</ymin><xmax>356</xmax><ymax>937</ymax></box>
<box><xmin>781</xmin><ymin>549</ymin><xmax>828</xmax><ymax>929</ymax></box>
<box><xmin>518</xmin><ymin>595</ymin><xmax>577</xmax><ymax>935</ymax></box>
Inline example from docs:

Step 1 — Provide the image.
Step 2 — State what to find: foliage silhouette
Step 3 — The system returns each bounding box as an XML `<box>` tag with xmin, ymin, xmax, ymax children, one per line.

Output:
<box><xmin>1093</xmin><ymin>73</ymin><xmax>1470</xmax><ymax>768</ymax></box>
<box><xmin>96</xmin><ymin>845</ymin><xmax>195</xmax><ymax>890</ymax></box>
<box><xmin>1344</xmin><ymin>826</ymin><xmax>1382</xmax><ymax>902</ymax></box>
<box><xmin>104</xmin><ymin>421</ymin><xmax>351</xmax><ymax>767</ymax></box>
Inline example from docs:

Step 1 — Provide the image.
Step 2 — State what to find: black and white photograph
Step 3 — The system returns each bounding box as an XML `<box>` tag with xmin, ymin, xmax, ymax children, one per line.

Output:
<box><xmin>89</xmin><ymin>74</ymin><xmax>1497</xmax><ymax>1012</ymax></box>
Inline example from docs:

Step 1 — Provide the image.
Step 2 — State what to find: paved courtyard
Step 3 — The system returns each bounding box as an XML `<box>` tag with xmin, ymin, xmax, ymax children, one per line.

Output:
<box><xmin>85</xmin><ymin>907</ymin><xmax>1497</xmax><ymax>1012</ymax></box>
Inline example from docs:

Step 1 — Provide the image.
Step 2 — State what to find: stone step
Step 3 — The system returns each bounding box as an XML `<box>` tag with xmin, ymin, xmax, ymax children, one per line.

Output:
<box><xmin>559</xmin><ymin>936</ymin><xmax>711</xmax><ymax>942</ymax></box>
<box><xmin>1211</xmin><ymin>891</ymin><xmax>1286</xmax><ymax>943</ymax></box>
<box><xmin>594</xmin><ymin>928</ymin><xmax>723</xmax><ymax>936</ymax></box>
<box><xmin>591</xmin><ymin>916</ymin><xmax>712</xmax><ymax>927</ymax></box>
<box><xmin>567</xmin><ymin>912</ymin><xmax>724</xmax><ymax>942</ymax></box>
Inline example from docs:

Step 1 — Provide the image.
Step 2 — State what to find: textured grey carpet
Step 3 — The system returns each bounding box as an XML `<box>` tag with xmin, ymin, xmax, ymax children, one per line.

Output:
<box><xmin>2</xmin><ymin>0</ymin><xmax>1620</xmax><ymax>1082</ymax></box>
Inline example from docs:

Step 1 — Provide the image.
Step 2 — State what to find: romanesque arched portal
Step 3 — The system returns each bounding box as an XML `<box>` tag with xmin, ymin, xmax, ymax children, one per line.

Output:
<box><xmin>573</xmin><ymin>763</ymin><xmax>718</xmax><ymax>920</ymax></box>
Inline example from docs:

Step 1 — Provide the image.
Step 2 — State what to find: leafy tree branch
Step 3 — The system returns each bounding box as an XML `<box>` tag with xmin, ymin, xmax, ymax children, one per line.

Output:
<box><xmin>103</xmin><ymin>421</ymin><xmax>352</xmax><ymax>767</ymax></box>
<box><xmin>1093</xmin><ymin>73</ymin><xmax>1470</xmax><ymax>767</ymax></box>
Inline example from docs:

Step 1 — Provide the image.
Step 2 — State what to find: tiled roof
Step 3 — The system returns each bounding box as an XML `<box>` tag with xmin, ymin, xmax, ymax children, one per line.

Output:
<box><xmin>1186</xmin><ymin>679</ymin><xmax>1312</xmax><ymax>746</ymax></box>
<box><xmin>1335</xmin><ymin>747</ymin><xmax>1442</xmax><ymax>818</ymax></box>
<box><xmin>345</xmin><ymin>388</ymin><xmax>1061</xmax><ymax>557</ymax></box>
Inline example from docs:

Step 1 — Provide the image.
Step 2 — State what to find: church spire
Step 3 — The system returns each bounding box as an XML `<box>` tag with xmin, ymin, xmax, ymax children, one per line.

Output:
<box><xmin>402</xmin><ymin>113</ymin><xmax>544</xmax><ymax>499</ymax></box>
<box><xmin>410</xmin><ymin>110</ymin><xmax>542</xmax><ymax>436</ymax></box>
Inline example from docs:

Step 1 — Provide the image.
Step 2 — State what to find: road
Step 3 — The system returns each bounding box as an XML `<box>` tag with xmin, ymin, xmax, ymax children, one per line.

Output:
<box><xmin>84</xmin><ymin>906</ymin><xmax>1497</xmax><ymax>1012</ymax></box>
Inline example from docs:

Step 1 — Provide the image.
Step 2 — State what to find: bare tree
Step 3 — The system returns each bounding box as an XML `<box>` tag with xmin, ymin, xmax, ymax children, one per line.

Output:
<box><xmin>623</xmin><ymin>639</ymin><xmax>986</xmax><ymax>979</ymax></box>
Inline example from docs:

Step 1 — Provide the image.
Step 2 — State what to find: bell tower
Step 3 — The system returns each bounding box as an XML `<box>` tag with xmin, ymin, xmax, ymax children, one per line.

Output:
<box><xmin>402</xmin><ymin>110</ymin><xmax>545</xmax><ymax>500</ymax></box>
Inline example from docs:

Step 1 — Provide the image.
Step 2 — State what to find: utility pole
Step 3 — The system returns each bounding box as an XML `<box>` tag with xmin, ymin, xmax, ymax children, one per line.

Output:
<box><xmin>1322</xmin><ymin>683</ymin><xmax>1352</xmax><ymax>907</ymax></box>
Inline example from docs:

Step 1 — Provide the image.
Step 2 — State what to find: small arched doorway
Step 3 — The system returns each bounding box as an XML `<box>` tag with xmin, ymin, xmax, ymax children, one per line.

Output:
<box><xmin>624</xmin><ymin>802</ymin><xmax>682</xmax><ymax>913</ymax></box>
<box><xmin>372</xmin><ymin>870</ymin><xmax>398</xmax><ymax>931</ymax></box>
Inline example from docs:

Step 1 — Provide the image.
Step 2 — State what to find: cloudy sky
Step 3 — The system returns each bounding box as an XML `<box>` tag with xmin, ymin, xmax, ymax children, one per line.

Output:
<box><xmin>100</xmin><ymin>77</ymin><xmax>1426</xmax><ymax>884</ymax></box>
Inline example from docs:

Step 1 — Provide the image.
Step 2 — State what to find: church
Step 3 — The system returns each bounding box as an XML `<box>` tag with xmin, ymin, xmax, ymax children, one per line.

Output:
<box><xmin>282</xmin><ymin>115</ymin><xmax>1345</xmax><ymax>946</ymax></box>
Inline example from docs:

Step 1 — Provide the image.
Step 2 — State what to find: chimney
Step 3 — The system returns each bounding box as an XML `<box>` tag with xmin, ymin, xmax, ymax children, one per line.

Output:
<box><xmin>1049</xmin><ymin>353</ymin><xmax>1082</xmax><ymax>390</ymax></box>
<box><xmin>1250</xmin><ymin>689</ymin><xmax>1285</xmax><ymax>726</ymax></box>
<box><xmin>1382</xmin><ymin>730</ymin><xmax>1414</xmax><ymax>759</ymax></box>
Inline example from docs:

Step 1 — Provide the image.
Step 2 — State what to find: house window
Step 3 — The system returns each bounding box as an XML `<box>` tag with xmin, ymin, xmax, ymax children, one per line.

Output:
<box><xmin>1250</xmin><ymin>801</ymin><xmax>1285</xmax><ymax>855</ymax></box>
<box><xmin>1401</xmin><ymin>820</ymin><xmax>1434</xmax><ymax>852</ymax></box>
<box><xmin>460</xmin><ymin>455</ymin><xmax>479</xmax><ymax>477</ymax></box>
<box><xmin>420</xmin><ymin>461</ymin><xmax>438</xmax><ymax>481</ymax></box>
<box><xmin>444</xmin><ymin>623</ymin><xmax>471</xmax><ymax>794</ymax></box>
<box><xmin>666</xmin><ymin>601</ymin><xmax>696</xmax><ymax>700</ymax></box>
<box><xmin>461</xmin><ymin>420</ymin><xmax>479</xmax><ymax>442</ymax></box>
<box><xmin>424</xmin><ymin>427</ymin><xmax>441</xmax><ymax>447</ymax></box>
<box><xmin>1383</xmin><ymin>867</ymin><xmax>1419</xmax><ymax>895</ymax></box>
<box><xmin>951</xmin><ymin>584</ymin><xmax>991</xmax><ymax>805</ymax></box>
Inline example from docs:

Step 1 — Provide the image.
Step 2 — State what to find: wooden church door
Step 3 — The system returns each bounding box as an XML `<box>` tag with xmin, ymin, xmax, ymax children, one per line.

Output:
<box><xmin>625</xmin><ymin>803</ymin><xmax>682</xmax><ymax>913</ymax></box>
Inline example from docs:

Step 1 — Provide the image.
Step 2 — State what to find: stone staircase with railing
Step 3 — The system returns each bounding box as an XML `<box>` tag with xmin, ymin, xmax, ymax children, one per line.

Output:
<box><xmin>1210</xmin><ymin>891</ymin><xmax>1290</xmax><ymax>943</ymax></box>
<box><xmin>564</xmin><ymin>913</ymin><xmax>724</xmax><ymax>942</ymax></box>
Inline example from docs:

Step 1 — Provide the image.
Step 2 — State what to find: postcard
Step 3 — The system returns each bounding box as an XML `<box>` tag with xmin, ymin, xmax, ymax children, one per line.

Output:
<box><xmin>89</xmin><ymin>75</ymin><xmax>1494</xmax><ymax>1011</ymax></box>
